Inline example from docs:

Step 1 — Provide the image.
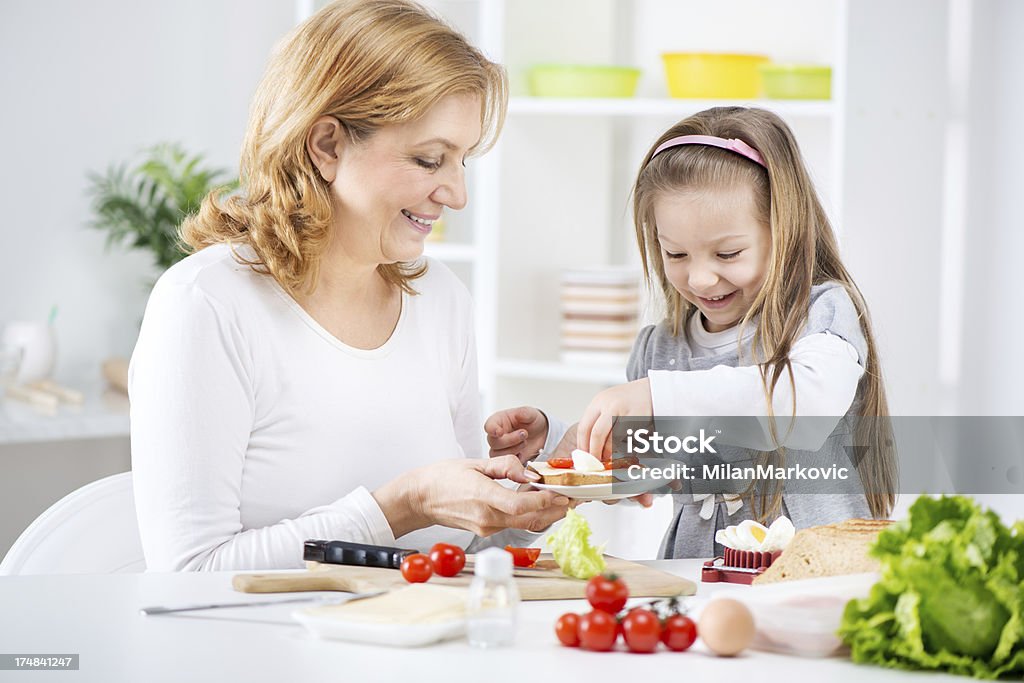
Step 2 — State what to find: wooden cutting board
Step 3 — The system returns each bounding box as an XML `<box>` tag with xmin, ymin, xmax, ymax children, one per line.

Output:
<box><xmin>233</xmin><ymin>554</ymin><xmax>695</xmax><ymax>601</ymax></box>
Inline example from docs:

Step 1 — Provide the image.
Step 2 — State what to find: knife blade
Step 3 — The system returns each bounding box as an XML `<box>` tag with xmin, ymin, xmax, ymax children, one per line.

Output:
<box><xmin>139</xmin><ymin>589</ymin><xmax>386</xmax><ymax>616</ymax></box>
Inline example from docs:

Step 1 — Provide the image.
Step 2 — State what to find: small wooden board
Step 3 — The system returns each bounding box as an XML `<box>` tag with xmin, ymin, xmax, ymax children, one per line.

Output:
<box><xmin>233</xmin><ymin>554</ymin><xmax>696</xmax><ymax>601</ymax></box>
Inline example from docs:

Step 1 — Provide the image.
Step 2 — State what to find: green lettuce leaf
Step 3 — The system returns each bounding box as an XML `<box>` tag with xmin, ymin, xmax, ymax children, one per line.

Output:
<box><xmin>547</xmin><ymin>508</ymin><xmax>606</xmax><ymax>579</ymax></box>
<box><xmin>838</xmin><ymin>495</ymin><xmax>1024</xmax><ymax>679</ymax></box>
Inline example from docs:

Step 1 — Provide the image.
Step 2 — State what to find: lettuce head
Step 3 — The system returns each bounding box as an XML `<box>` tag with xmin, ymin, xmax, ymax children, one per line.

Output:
<box><xmin>547</xmin><ymin>508</ymin><xmax>606</xmax><ymax>579</ymax></box>
<box><xmin>838</xmin><ymin>495</ymin><xmax>1024</xmax><ymax>679</ymax></box>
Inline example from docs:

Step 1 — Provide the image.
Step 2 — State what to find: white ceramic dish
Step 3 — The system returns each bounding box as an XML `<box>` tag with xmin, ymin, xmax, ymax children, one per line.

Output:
<box><xmin>530</xmin><ymin>475</ymin><xmax>664</xmax><ymax>501</ymax></box>
<box><xmin>293</xmin><ymin>609</ymin><xmax>466</xmax><ymax>648</ymax></box>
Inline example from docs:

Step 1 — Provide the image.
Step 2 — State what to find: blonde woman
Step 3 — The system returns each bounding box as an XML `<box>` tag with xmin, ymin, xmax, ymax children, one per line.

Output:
<box><xmin>129</xmin><ymin>0</ymin><xmax>569</xmax><ymax>571</ymax></box>
<box><xmin>490</xmin><ymin>107</ymin><xmax>896</xmax><ymax>558</ymax></box>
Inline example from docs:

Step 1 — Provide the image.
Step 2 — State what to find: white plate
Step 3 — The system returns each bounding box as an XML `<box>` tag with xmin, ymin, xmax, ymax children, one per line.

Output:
<box><xmin>293</xmin><ymin>609</ymin><xmax>465</xmax><ymax>648</ymax></box>
<box><xmin>530</xmin><ymin>474</ymin><xmax>664</xmax><ymax>501</ymax></box>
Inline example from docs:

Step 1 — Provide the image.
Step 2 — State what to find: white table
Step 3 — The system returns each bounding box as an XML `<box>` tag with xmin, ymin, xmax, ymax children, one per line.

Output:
<box><xmin>0</xmin><ymin>560</ymin><xmax>961</xmax><ymax>682</ymax></box>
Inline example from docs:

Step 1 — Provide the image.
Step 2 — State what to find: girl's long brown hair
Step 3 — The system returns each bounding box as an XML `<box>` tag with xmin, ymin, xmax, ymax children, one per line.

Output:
<box><xmin>180</xmin><ymin>0</ymin><xmax>508</xmax><ymax>296</ymax></box>
<box><xmin>632</xmin><ymin>107</ymin><xmax>895</xmax><ymax>520</ymax></box>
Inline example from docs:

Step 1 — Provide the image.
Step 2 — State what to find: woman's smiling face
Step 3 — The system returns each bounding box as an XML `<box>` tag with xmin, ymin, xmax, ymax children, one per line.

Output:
<box><xmin>327</xmin><ymin>92</ymin><xmax>482</xmax><ymax>264</ymax></box>
<box><xmin>654</xmin><ymin>183</ymin><xmax>771</xmax><ymax>333</ymax></box>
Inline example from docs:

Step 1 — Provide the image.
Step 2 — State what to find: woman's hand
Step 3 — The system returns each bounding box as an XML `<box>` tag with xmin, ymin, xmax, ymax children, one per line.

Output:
<box><xmin>577</xmin><ymin>378</ymin><xmax>653</xmax><ymax>461</ymax></box>
<box><xmin>374</xmin><ymin>455</ymin><xmax>570</xmax><ymax>538</ymax></box>
<box><xmin>484</xmin><ymin>406</ymin><xmax>548</xmax><ymax>464</ymax></box>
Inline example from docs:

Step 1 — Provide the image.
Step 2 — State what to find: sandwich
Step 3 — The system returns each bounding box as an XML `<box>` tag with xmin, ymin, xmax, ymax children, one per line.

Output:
<box><xmin>751</xmin><ymin>518</ymin><xmax>893</xmax><ymax>585</ymax></box>
<box><xmin>527</xmin><ymin>449</ymin><xmax>638</xmax><ymax>486</ymax></box>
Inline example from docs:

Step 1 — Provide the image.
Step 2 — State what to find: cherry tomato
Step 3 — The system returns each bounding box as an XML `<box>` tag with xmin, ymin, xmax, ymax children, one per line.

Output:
<box><xmin>622</xmin><ymin>608</ymin><xmax>661</xmax><ymax>653</ymax></box>
<box><xmin>554</xmin><ymin>612</ymin><xmax>581</xmax><ymax>647</ymax></box>
<box><xmin>661</xmin><ymin>614</ymin><xmax>697</xmax><ymax>652</ymax></box>
<box><xmin>504</xmin><ymin>545</ymin><xmax>541</xmax><ymax>568</ymax></box>
<box><xmin>429</xmin><ymin>543</ymin><xmax>466</xmax><ymax>577</ymax></box>
<box><xmin>586</xmin><ymin>574</ymin><xmax>629</xmax><ymax>613</ymax></box>
<box><xmin>604</xmin><ymin>456</ymin><xmax>640</xmax><ymax>470</ymax></box>
<box><xmin>400</xmin><ymin>553</ymin><xmax>433</xmax><ymax>583</ymax></box>
<box><xmin>547</xmin><ymin>457</ymin><xmax>574</xmax><ymax>469</ymax></box>
<box><xmin>578</xmin><ymin>609</ymin><xmax>618</xmax><ymax>652</ymax></box>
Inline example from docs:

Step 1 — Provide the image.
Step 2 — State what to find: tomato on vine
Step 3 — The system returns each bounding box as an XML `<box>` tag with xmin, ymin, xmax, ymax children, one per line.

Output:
<box><xmin>622</xmin><ymin>608</ymin><xmax>661</xmax><ymax>653</ymax></box>
<box><xmin>585</xmin><ymin>574</ymin><xmax>629</xmax><ymax>613</ymax></box>
<box><xmin>661</xmin><ymin>614</ymin><xmax>697</xmax><ymax>652</ymax></box>
<box><xmin>578</xmin><ymin>609</ymin><xmax>618</xmax><ymax>652</ymax></box>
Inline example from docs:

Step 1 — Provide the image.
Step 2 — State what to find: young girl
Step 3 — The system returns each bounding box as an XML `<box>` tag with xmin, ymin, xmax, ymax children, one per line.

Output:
<box><xmin>583</xmin><ymin>106</ymin><xmax>897</xmax><ymax>556</ymax></box>
<box><xmin>488</xmin><ymin>106</ymin><xmax>896</xmax><ymax>558</ymax></box>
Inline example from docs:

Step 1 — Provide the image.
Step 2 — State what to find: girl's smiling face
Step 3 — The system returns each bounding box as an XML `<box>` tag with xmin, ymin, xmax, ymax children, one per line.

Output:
<box><xmin>654</xmin><ymin>184</ymin><xmax>771</xmax><ymax>333</ymax></box>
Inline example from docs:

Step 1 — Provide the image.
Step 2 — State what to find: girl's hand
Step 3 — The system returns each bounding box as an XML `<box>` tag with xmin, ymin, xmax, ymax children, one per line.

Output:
<box><xmin>577</xmin><ymin>378</ymin><xmax>653</xmax><ymax>461</ymax></box>
<box><xmin>547</xmin><ymin>422</ymin><xmax>655</xmax><ymax>508</ymax></box>
<box><xmin>376</xmin><ymin>456</ymin><xmax>570</xmax><ymax>537</ymax></box>
<box><xmin>484</xmin><ymin>406</ymin><xmax>548</xmax><ymax>464</ymax></box>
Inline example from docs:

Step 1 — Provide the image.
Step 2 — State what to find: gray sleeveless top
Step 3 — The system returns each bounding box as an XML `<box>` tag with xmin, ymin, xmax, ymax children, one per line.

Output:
<box><xmin>627</xmin><ymin>282</ymin><xmax>872</xmax><ymax>559</ymax></box>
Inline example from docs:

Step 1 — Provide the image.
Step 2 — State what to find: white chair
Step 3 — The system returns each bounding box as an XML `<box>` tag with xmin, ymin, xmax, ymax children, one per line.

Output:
<box><xmin>0</xmin><ymin>472</ymin><xmax>146</xmax><ymax>575</ymax></box>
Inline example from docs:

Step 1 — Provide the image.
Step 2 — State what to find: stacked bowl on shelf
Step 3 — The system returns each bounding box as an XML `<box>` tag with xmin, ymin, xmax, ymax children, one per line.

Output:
<box><xmin>660</xmin><ymin>52</ymin><xmax>832</xmax><ymax>100</ymax></box>
<box><xmin>560</xmin><ymin>268</ymin><xmax>641</xmax><ymax>365</ymax></box>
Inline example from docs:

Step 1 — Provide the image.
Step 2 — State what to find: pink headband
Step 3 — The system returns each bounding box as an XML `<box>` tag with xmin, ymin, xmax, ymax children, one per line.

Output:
<box><xmin>651</xmin><ymin>134</ymin><xmax>766</xmax><ymax>168</ymax></box>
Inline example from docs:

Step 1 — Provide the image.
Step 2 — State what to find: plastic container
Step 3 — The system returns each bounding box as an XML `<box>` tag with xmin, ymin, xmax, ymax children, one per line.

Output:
<box><xmin>759</xmin><ymin>63</ymin><xmax>832</xmax><ymax>100</ymax></box>
<box><xmin>661</xmin><ymin>53</ymin><xmax>769</xmax><ymax>99</ymax></box>
<box><xmin>466</xmin><ymin>547</ymin><xmax>520</xmax><ymax>648</ymax></box>
<box><xmin>527</xmin><ymin>64</ymin><xmax>641</xmax><ymax>98</ymax></box>
<box><xmin>729</xmin><ymin>572</ymin><xmax>879</xmax><ymax>658</ymax></box>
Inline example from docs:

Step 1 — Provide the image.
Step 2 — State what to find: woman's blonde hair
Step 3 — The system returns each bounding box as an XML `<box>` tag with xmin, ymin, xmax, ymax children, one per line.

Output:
<box><xmin>632</xmin><ymin>106</ymin><xmax>896</xmax><ymax>520</ymax></box>
<box><xmin>181</xmin><ymin>0</ymin><xmax>508</xmax><ymax>296</ymax></box>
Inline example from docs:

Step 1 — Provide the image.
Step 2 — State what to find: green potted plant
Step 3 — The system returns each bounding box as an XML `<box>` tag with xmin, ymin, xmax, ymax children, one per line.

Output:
<box><xmin>87</xmin><ymin>143</ymin><xmax>238</xmax><ymax>270</ymax></box>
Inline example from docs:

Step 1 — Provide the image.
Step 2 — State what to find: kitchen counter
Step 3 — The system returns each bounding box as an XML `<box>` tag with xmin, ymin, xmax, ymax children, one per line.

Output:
<box><xmin>0</xmin><ymin>560</ymin><xmax>963</xmax><ymax>682</ymax></box>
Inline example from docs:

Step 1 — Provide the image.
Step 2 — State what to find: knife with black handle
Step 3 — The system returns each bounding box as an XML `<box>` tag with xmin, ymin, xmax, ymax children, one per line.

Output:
<box><xmin>303</xmin><ymin>540</ymin><xmax>418</xmax><ymax>569</ymax></box>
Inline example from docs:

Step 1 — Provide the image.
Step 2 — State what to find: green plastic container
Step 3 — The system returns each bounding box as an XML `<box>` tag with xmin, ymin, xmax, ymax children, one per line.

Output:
<box><xmin>759</xmin><ymin>64</ymin><xmax>832</xmax><ymax>100</ymax></box>
<box><xmin>527</xmin><ymin>65</ymin><xmax>641</xmax><ymax>98</ymax></box>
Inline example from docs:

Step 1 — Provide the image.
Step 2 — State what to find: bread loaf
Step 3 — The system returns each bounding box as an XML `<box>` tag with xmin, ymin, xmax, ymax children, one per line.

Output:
<box><xmin>751</xmin><ymin>518</ymin><xmax>892</xmax><ymax>585</ymax></box>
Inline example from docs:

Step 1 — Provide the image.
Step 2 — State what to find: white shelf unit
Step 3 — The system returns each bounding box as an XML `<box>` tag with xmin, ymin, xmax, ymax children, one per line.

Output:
<box><xmin>295</xmin><ymin>0</ymin><xmax>952</xmax><ymax>557</ymax></box>
<box><xmin>440</xmin><ymin>0</ymin><xmax>848</xmax><ymax>424</ymax></box>
<box><xmin>509</xmin><ymin>97</ymin><xmax>836</xmax><ymax>118</ymax></box>
<box><xmin>302</xmin><ymin>0</ymin><xmax>952</xmax><ymax>422</ymax></box>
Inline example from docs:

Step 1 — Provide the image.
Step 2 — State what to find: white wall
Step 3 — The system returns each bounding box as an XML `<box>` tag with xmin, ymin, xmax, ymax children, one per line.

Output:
<box><xmin>0</xmin><ymin>0</ymin><xmax>295</xmax><ymax>378</ymax></box>
<box><xmin>959</xmin><ymin>0</ymin><xmax>1024</xmax><ymax>416</ymax></box>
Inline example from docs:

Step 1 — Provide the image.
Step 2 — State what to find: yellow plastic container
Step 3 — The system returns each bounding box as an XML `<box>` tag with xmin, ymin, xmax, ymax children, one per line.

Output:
<box><xmin>661</xmin><ymin>53</ymin><xmax>769</xmax><ymax>99</ymax></box>
<box><xmin>759</xmin><ymin>64</ymin><xmax>832</xmax><ymax>100</ymax></box>
<box><xmin>527</xmin><ymin>65</ymin><xmax>641</xmax><ymax>98</ymax></box>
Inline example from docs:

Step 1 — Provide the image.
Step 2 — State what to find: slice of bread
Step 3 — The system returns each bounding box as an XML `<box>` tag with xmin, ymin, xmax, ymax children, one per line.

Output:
<box><xmin>751</xmin><ymin>518</ymin><xmax>893</xmax><ymax>585</ymax></box>
<box><xmin>528</xmin><ymin>462</ymin><xmax>611</xmax><ymax>486</ymax></box>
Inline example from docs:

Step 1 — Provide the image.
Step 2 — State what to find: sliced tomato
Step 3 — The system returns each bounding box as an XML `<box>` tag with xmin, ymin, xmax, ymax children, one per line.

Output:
<box><xmin>604</xmin><ymin>456</ymin><xmax>640</xmax><ymax>470</ymax></box>
<box><xmin>505</xmin><ymin>545</ymin><xmax>541</xmax><ymax>568</ymax></box>
<box><xmin>546</xmin><ymin>457</ymin><xmax>574</xmax><ymax>469</ymax></box>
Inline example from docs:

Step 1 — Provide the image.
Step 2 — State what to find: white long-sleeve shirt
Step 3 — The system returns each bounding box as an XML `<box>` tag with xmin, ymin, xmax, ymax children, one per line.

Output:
<box><xmin>646</xmin><ymin>312</ymin><xmax>864</xmax><ymax>451</ymax></box>
<box><xmin>544</xmin><ymin>286</ymin><xmax>866</xmax><ymax>455</ymax></box>
<box><xmin>130</xmin><ymin>244</ymin><xmax>507</xmax><ymax>571</ymax></box>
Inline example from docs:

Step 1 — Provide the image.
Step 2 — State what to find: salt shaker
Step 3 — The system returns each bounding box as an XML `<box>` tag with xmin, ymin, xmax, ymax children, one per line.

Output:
<box><xmin>466</xmin><ymin>546</ymin><xmax>519</xmax><ymax>648</ymax></box>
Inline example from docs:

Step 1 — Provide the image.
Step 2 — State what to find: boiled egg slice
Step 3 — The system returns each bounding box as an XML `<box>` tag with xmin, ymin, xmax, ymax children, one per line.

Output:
<box><xmin>571</xmin><ymin>449</ymin><xmax>605</xmax><ymax>473</ymax></box>
<box><xmin>715</xmin><ymin>526</ymin><xmax>740</xmax><ymax>549</ymax></box>
<box><xmin>761</xmin><ymin>516</ymin><xmax>795</xmax><ymax>552</ymax></box>
<box><xmin>734</xmin><ymin>520</ymin><xmax>770</xmax><ymax>551</ymax></box>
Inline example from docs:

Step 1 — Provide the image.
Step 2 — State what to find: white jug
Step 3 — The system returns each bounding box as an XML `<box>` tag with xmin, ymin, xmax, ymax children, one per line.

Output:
<box><xmin>1</xmin><ymin>321</ymin><xmax>56</xmax><ymax>384</ymax></box>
